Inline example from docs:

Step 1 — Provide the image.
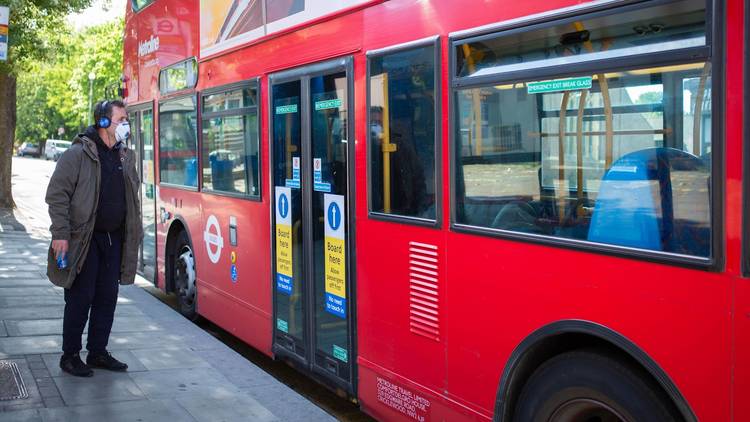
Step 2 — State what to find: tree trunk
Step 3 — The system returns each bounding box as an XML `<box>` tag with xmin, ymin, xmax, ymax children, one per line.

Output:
<box><xmin>0</xmin><ymin>70</ymin><xmax>17</xmax><ymax>209</ymax></box>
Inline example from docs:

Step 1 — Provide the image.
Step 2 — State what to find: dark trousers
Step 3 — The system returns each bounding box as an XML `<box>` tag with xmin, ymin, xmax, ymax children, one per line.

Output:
<box><xmin>62</xmin><ymin>231</ymin><xmax>122</xmax><ymax>355</ymax></box>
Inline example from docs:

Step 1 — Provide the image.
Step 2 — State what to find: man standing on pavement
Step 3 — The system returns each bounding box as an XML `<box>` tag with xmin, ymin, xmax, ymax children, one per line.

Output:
<box><xmin>45</xmin><ymin>100</ymin><xmax>143</xmax><ymax>377</ymax></box>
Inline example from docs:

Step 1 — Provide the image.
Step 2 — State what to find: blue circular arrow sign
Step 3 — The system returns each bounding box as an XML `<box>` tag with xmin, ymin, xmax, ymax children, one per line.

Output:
<box><xmin>279</xmin><ymin>194</ymin><xmax>289</xmax><ymax>219</ymax></box>
<box><xmin>327</xmin><ymin>202</ymin><xmax>341</xmax><ymax>231</ymax></box>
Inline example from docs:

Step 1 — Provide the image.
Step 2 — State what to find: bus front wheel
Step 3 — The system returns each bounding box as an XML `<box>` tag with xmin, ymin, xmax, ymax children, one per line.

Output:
<box><xmin>513</xmin><ymin>349</ymin><xmax>678</xmax><ymax>422</ymax></box>
<box><xmin>172</xmin><ymin>230</ymin><xmax>198</xmax><ymax>321</ymax></box>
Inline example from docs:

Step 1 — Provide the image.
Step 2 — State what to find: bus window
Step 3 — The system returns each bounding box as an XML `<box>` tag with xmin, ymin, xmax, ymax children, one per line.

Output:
<box><xmin>201</xmin><ymin>86</ymin><xmax>260</xmax><ymax>196</ymax></box>
<box><xmin>159</xmin><ymin>96</ymin><xmax>198</xmax><ymax>188</ymax></box>
<box><xmin>369</xmin><ymin>43</ymin><xmax>437</xmax><ymax>220</ymax></box>
<box><xmin>456</xmin><ymin>0</ymin><xmax>706</xmax><ymax>78</ymax></box>
<box><xmin>132</xmin><ymin>0</ymin><xmax>154</xmax><ymax>12</ymax></box>
<box><xmin>454</xmin><ymin>63</ymin><xmax>712</xmax><ymax>257</ymax></box>
<box><xmin>266</xmin><ymin>0</ymin><xmax>304</xmax><ymax>23</ymax></box>
<box><xmin>159</xmin><ymin>59</ymin><xmax>198</xmax><ymax>96</ymax></box>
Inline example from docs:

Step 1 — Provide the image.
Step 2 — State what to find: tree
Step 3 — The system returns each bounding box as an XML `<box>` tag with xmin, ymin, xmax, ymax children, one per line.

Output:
<box><xmin>67</xmin><ymin>19</ymin><xmax>125</xmax><ymax>129</ymax></box>
<box><xmin>0</xmin><ymin>0</ymin><xmax>96</xmax><ymax>209</ymax></box>
<box><xmin>15</xmin><ymin>19</ymin><xmax>124</xmax><ymax>147</ymax></box>
<box><xmin>636</xmin><ymin>90</ymin><xmax>663</xmax><ymax>106</ymax></box>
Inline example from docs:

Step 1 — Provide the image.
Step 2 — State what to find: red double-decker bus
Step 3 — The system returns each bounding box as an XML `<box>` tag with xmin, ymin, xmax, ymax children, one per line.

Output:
<box><xmin>122</xmin><ymin>0</ymin><xmax>749</xmax><ymax>420</ymax></box>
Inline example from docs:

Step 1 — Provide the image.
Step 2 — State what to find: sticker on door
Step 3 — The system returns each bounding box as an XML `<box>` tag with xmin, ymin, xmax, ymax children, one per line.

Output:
<box><xmin>275</xmin><ymin>187</ymin><xmax>293</xmax><ymax>295</ymax></box>
<box><xmin>324</xmin><ymin>194</ymin><xmax>346</xmax><ymax>318</ymax></box>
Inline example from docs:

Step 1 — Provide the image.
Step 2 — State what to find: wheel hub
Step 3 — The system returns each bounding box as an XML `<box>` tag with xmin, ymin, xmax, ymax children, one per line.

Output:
<box><xmin>549</xmin><ymin>398</ymin><xmax>629</xmax><ymax>422</ymax></box>
<box><xmin>175</xmin><ymin>246</ymin><xmax>196</xmax><ymax>304</ymax></box>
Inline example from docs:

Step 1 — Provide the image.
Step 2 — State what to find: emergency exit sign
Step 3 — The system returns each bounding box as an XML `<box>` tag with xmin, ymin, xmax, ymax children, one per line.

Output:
<box><xmin>527</xmin><ymin>76</ymin><xmax>592</xmax><ymax>94</ymax></box>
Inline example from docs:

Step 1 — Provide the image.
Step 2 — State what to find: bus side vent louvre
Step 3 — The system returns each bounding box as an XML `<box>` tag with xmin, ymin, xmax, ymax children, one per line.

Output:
<box><xmin>409</xmin><ymin>241</ymin><xmax>440</xmax><ymax>341</ymax></box>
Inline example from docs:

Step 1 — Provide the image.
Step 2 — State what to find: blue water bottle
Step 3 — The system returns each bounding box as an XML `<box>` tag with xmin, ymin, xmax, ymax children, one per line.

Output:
<box><xmin>57</xmin><ymin>252</ymin><xmax>67</xmax><ymax>269</ymax></box>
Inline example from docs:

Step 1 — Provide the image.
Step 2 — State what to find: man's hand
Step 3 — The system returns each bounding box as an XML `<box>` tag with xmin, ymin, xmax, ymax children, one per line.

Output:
<box><xmin>52</xmin><ymin>240</ymin><xmax>69</xmax><ymax>259</ymax></box>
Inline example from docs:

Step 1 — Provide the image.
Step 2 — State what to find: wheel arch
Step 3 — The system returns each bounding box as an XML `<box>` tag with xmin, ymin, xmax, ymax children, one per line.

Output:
<box><xmin>164</xmin><ymin>215</ymin><xmax>194</xmax><ymax>294</ymax></box>
<box><xmin>493</xmin><ymin>320</ymin><xmax>697</xmax><ymax>422</ymax></box>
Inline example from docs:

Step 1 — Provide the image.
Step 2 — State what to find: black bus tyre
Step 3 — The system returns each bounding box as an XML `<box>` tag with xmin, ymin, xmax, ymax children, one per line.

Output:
<box><xmin>513</xmin><ymin>350</ymin><xmax>678</xmax><ymax>422</ymax></box>
<box><xmin>172</xmin><ymin>230</ymin><xmax>198</xmax><ymax>321</ymax></box>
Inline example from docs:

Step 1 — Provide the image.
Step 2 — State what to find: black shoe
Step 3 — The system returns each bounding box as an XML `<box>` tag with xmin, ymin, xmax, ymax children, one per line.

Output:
<box><xmin>86</xmin><ymin>351</ymin><xmax>128</xmax><ymax>372</ymax></box>
<box><xmin>60</xmin><ymin>353</ymin><xmax>94</xmax><ymax>377</ymax></box>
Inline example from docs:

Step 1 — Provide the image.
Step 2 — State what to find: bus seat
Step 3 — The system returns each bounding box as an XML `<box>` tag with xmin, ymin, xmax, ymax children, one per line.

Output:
<box><xmin>491</xmin><ymin>201</ymin><xmax>543</xmax><ymax>234</ymax></box>
<box><xmin>184</xmin><ymin>158</ymin><xmax>198</xmax><ymax>187</ymax></box>
<box><xmin>588</xmin><ymin>147</ymin><xmax>705</xmax><ymax>253</ymax></box>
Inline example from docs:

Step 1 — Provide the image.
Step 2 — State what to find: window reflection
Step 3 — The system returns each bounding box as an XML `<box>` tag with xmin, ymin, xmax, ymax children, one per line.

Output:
<box><xmin>159</xmin><ymin>96</ymin><xmax>198</xmax><ymax>187</ymax></box>
<box><xmin>132</xmin><ymin>0</ymin><xmax>154</xmax><ymax>12</ymax></box>
<box><xmin>456</xmin><ymin>0</ymin><xmax>706</xmax><ymax>77</ymax></box>
<box><xmin>202</xmin><ymin>115</ymin><xmax>260</xmax><ymax>195</ymax></box>
<box><xmin>369</xmin><ymin>44</ymin><xmax>436</xmax><ymax>220</ymax></box>
<box><xmin>455</xmin><ymin>64</ymin><xmax>712</xmax><ymax>257</ymax></box>
<box><xmin>201</xmin><ymin>86</ymin><xmax>260</xmax><ymax>196</ymax></box>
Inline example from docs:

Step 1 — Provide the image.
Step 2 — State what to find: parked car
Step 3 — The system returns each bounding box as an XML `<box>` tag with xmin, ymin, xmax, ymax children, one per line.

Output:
<box><xmin>16</xmin><ymin>142</ymin><xmax>40</xmax><ymax>158</ymax></box>
<box><xmin>44</xmin><ymin>139</ymin><xmax>71</xmax><ymax>161</ymax></box>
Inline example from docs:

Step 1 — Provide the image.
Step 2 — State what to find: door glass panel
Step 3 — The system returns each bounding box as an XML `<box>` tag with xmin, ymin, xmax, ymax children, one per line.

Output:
<box><xmin>310</xmin><ymin>72</ymin><xmax>350</xmax><ymax>377</ymax></box>
<box><xmin>141</xmin><ymin>109</ymin><xmax>156</xmax><ymax>272</ymax></box>
<box><xmin>128</xmin><ymin>111</ymin><xmax>143</xmax><ymax>270</ymax></box>
<box><xmin>272</xmin><ymin>80</ymin><xmax>305</xmax><ymax>351</ymax></box>
<box><xmin>129</xmin><ymin>112</ymin><xmax>140</xmax><ymax>167</ymax></box>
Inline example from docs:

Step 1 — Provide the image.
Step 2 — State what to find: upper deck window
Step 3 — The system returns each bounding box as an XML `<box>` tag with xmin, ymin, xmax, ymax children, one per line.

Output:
<box><xmin>456</xmin><ymin>0</ymin><xmax>707</xmax><ymax>79</ymax></box>
<box><xmin>132</xmin><ymin>0</ymin><xmax>154</xmax><ymax>12</ymax></box>
<box><xmin>159</xmin><ymin>58</ymin><xmax>198</xmax><ymax>95</ymax></box>
<box><xmin>203</xmin><ymin>88</ymin><xmax>257</xmax><ymax>113</ymax></box>
<box><xmin>452</xmin><ymin>0</ymin><xmax>715</xmax><ymax>261</ymax></box>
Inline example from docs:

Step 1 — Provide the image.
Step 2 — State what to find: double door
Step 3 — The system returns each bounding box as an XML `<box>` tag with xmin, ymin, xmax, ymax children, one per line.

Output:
<box><xmin>270</xmin><ymin>58</ymin><xmax>355</xmax><ymax>392</ymax></box>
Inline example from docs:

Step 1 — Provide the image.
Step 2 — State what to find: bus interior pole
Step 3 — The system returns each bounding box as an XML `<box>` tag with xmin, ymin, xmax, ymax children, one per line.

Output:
<box><xmin>381</xmin><ymin>73</ymin><xmax>396</xmax><ymax>214</ymax></box>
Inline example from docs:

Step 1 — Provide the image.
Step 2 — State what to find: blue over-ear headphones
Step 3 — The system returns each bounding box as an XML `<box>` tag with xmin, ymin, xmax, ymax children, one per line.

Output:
<box><xmin>95</xmin><ymin>101</ymin><xmax>111</xmax><ymax>129</ymax></box>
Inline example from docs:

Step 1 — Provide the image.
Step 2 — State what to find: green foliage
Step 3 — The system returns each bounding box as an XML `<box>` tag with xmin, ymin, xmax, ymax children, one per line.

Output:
<box><xmin>0</xmin><ymin>0</ymin><xmax>97</xmax><ymax>73</ymax></box>
<box><xmin>14</xmin><ymin>19</ymin><xmax>124</xmax><ymax>144</ymax></box>
<box><xmin>636</xmin><ymin>91</ymin><xmax>663</xmax><ymax>105</ymax></box>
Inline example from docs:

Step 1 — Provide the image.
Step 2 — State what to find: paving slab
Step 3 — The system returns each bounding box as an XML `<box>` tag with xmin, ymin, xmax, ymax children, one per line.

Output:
<box><xmin>4</xmin><ymin>316</ymin><xmax>162</xmax><ymax>337</ymax></box>
<box><xmin>128</xmin><ymin>367</ymin><xmax>241</xmax><ymax>399</ymax></box>
<box><xmin>0</xmin><ymin>408</ymin><xmax>42</xmax><ymax>421</ymax></box>
<box><xmin>0</xmin><ymin>297</ymin><xmax>65</xmax><ymax>308</ymax></box>
<box><xmin>176</xmin><ymin>393</ymin><xmax>278</xmax><ymax>422</ymax></box>
<box><xmin>52</xmin><ymin>371</ymin><xmax>145</xmax><ymax>406</ymax></box>
<box><xmin>0</xmin><ymin>336</ymin><xmax>63</xmax><ymax>356</ymax></box>
<box><xmin>38</xmin><ymin>399</ymin><xmax>196</xmax><ymax>422</ymax></box>
<box><xmin>0</xmin><ymin>259</ymin><xmax>32</xmax><ymax>265</ymax></box>
<box><xmin>241</xmin><ymin>383</ymin><xmax>336</xmax><ymax>422</ymax></box>
<box><xmin>0</xmin><ymin>288</ymin><xmax>59</xmax><ymax>297</ymax></box>
<box><xmin>0</xmin><ymin>272</ymin><xmax>49</xmax><ymax>280</ymax></box>
<box><xmin>193</xmin><ymin>347</ymin><xmax>278</xmax><ymax>388</ymax></box>
<box><xmin>129</xmin><ymin>347</ymin><xmax>210</xmax><ymax>371</ymax></box>
<box><xmin>0</xmin><ymin>280</ymin><xmax>55</xmax><ymax>289</ymax></box>
<box><xmin>0</xmin><ymin>304</ymin><xmax>143</xmax><ymax>321</ymax></box>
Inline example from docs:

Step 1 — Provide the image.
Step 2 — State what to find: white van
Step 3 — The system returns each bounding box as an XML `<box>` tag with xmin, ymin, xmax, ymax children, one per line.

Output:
<box><xmin>44</xmin><ymin>140</ymin><xmax>71</xmax><ymax>161</ymax></box>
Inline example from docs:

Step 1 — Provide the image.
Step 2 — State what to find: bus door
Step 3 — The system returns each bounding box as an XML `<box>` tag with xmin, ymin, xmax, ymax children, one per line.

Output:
<box><xmin>127</xmin><ymin>105</ymin><xmax>157</xmax><ymax>281</ymax></box>
<box><xmin>270</xmin><ymin>57</ymin><xmax>355</xmax><ymax>393</ymax></box>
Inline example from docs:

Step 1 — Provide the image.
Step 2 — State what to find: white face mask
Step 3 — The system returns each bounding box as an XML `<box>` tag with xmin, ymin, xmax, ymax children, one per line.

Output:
<box><xmin>115</xmin><ymin>121</ymin><xmax>131</xmax><ymax>144</ymax></box>
<box><xmin>371</xmin><ymin>124</ymin><xmax>383</xmax><ymax>138</ymax></box>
